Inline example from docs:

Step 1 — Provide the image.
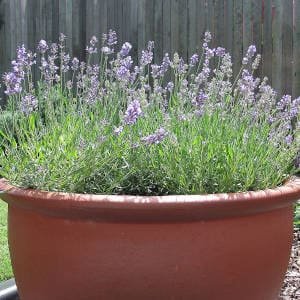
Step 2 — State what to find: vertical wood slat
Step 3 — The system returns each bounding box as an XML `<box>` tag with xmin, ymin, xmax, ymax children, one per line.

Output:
<box><xmin>232</xmin><ymin>0</ymin><xmax>243</xmax><ymax>77</ymax></box>
<box><xmin>0</xmin><ymin>0</ymin><xmax>300</xmax><ymax>98</ymax></box>
<box><xmin>215</xmin><ymin>0</ymin><xmax>225</xmax><ymax>47</ymax></box>
<box><xmin>252</xmin><ymin>0</ymin><xmax>263</xmax><ymax>77</ymax></box>
<box><xmin>178</xmin><ymin>0</ymin><xmax>188</xmax><ymax>59</ymax></box>
<box><xmin>292</xmin><ymin>0</ymin><xmax>300</xmax><ymax>98</ymax></box>
<box><xmin>224</xmin><ymin>0</ymin><xmax>234</xmax><ymax>55</ymax></box>
<box><xmin>162</xmin><ymin>0</ymin><xmax>172</xmax><ymax>56</ymax></box>
<box><xmin>154</xmin><ymin>0</ymin><xmax>163</xmax><ymax>62</ymax></box>
<box><xmin>187</xmin><ymin>0</ymin><xmax>205</xmax><ymax>58</ymax></box>
<box><xmin>262</xmin><ymin>0</ymin><xmax>273</xmax><ymax>82</ymax></box>
<box><xmin>282</xmin><ymin>0</ymin><xmax>293</xmax><ymax>95</ymax></box>
<box><xmin>137</xmin><ymin>0</ymin><xmax>146</xmax><ymax>57</ymax></box>
<box><xmin>243</xmin><ymin>0</ymin><xmax>252</xmax><ymax>51</ymax></box>
<box><xmin>271</xmin><ymin>0</ymin><xmax>283</xmax><ymax>94</ymax></box>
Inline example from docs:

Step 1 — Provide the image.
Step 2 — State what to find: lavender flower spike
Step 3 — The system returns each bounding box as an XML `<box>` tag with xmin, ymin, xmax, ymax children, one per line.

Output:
<box><xmin>120</xmin><ymin>42</ymin><xmax>132</xmax><ymax>57</ymax></box>
<box><xmin>124</xmin><ymin>100</ymin><xmax>143</xmax><ymax>125</ymax></box>
<box><xmin>242</xmin><ymin>45</ymin><xmax>257</xmax><ymax>65</ymax></box>
<box><xmin>20</xmin><ymin>94</ymin><xmax>38</xmax><ymax>115</ymax></box>
<box><xmin>3</xmin><ymin>72</ymin><xmax>22</xmax><ymax>95</ymax></box>
<box><xmin>190</xmin><ymin>54</ymin><xmax>199</xmax><ymax>67</ymax></box>
<box><xmin>86</xmin><ymin>36</ymin><xmax>98</xmax><ymax>54</ymax></box>
<box><xmin>37</xmin><ymin>40</ymin><xmax>48</xmax><ymax>54</ymax></box>
<box><xmin>215</xmin><ymin>47</ymin><xmax>226</xmax><ymax>57</ymax></box>
<box><xmin>141</xmin><ymin>128</ymin><xmax>168</xmax><ymax>145</ymax></box>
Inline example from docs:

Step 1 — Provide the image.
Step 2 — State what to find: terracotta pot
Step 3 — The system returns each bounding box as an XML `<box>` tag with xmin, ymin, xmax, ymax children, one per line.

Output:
<box><xmin>0</xmin><ymin>178</ymin><xmax>300</xmax><ymax>300</ymax></box>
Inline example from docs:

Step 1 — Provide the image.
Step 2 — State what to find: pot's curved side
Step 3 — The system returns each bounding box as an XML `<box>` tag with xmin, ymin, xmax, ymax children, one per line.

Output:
<box><xmin>1</xmin><ymin>178</ymin><xmax>300</xmax><ymax>300</ymax></box>
<box><xmin>8</xmin><ymin>203</ymin><xmax>294</xmax><ymax>300</ymax></box>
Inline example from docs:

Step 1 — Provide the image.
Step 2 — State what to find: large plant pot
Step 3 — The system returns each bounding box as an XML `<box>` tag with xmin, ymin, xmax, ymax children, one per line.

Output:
<box><xmin>0</xmin><ymin>178</ymin><xmax>300</xmax><ymax>300</ymax></box>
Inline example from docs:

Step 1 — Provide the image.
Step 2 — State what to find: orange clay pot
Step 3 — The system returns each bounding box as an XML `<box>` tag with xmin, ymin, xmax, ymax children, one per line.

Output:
<box><xmin>0</xmin><ymin>178</ymin><xmax>300</xmax><ymax>300</ymax></box>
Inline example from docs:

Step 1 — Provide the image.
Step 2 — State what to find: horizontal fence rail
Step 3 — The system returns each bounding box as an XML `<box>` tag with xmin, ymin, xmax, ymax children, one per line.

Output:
<box><xmin>0</xmin><ymin>0</ymin><xmax>299</xmax><ymax>100</ymax></box>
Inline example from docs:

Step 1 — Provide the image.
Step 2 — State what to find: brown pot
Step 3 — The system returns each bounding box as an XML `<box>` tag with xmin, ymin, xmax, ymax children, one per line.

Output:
<box><xmin>0</xmin><ymin>178</ymin><xmax>300</xmax><ymax>300</ymax></box>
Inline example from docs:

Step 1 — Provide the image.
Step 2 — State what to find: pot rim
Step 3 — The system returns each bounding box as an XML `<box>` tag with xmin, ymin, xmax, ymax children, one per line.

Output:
<box><xmin>0</xmin><ymin>177</ymin><xmax>299</xmax><ymax>221</ymax></box>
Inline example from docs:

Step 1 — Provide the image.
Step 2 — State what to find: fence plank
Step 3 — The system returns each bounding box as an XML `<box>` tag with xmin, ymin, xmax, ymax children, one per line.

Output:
<box><xmin>154</xmin><ymin>0</ymin><xmax>163</xmax><ymax>62</ymax></box>
<box><xmin>252</xmin><ymin>0</ymin><xmax>262</xmax><ymax>77</ymax></box>
<box><xmin>282</xmin><ymin>0</ymin><xmax>293</xmax><ymax>95</ymax></box>
<box><xmin>293</xmin><ymin>0</ymin><xmax>300</xmax><ymax>97</ymax></box>
<box><xmin>162</xmin><ymin>0</ymin><xmax>172</xmax><ymax>56</ymax></box>
<box><xmin>262</xmin><ymin>0</ymin><xmax>272</xmax><ymax>82</ymax></box>
<box><xmin>271</xmin><ymin>0</ymin><xmax>283</xmax><ymax>94</ymax></box>
<box><xmin>233</xmin><ymin>0</ymin><xmax>243</xmax><ymax>77</ymax></box>
<box><xmin>0</xmin><ymin>0</ymin><xmax>299</xmax><ymax>97</ymax></box>
<box><xmin>243</xmin><ymin>0</ymin><xmax>252</xmax><ymax>51</ymax></box>
<box><xmin>224</xmin><ymin>0</ymin><xmax>234</xmax><ymax>55</ymax></box>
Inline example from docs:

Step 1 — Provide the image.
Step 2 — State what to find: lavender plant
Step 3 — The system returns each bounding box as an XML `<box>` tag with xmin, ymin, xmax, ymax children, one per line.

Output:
<box><xmin>0</xmin><ymin>31</ymin><xmax>299</xmax><ymax>195</ymax></box>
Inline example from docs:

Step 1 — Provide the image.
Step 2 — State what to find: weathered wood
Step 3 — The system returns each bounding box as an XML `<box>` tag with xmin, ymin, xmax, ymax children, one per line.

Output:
<box><xmin>154</xmin><ymin>0</ymin><xmax>163</xmax><ymax>62</ymax></box>
<box><xmin>224</xmin><ymin>0</ymin><xmax>234</xmax><ymax>54</ymax></box>
<box><xmin>162</xmin><ymin>0</ymin><xmax>172</xmax><ymax>56</ymax></box>
<box><xmin>282</xmin><ymin>0</ymin><xmax>293</xmax><ymax>95</ymax></box>
<box><xmin>293</xmin><ymin>0</ymin><xmax>300</xmax><ymax>98</ymax></box>
<box><xmin>262</xmin><ymin>0</ymin><xmax>272</xmax><ymax>82</ymax></box>
<box><xmin>252</xmin><ymin>0</ymin><xmax>262</xmax><ymax>77</ymax></box>
<box><xmin>233</xmin><ymin>0</ymin><xmax>243</xmax><ymax>77</ymax></box>
<box><xmin>0</xmin><ymin>0</ymin><xmax>299</xmax><ymax>97</ymax></box>
<box><xmin>271</xmin><ymin>0</ymin><xmax>283</xmax><ymax>94</ymax></box>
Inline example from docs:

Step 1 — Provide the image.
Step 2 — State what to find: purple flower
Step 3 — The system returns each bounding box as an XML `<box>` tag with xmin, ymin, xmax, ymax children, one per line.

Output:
<box><xmin>140</xmin><ymin>50</ymin><xmax>153</xmax><ymax>66</ymax></box>
<box><xmin>50</xmin><ymin>43</ymin><xmax>58</xmax><ymax>55</ymax></box>
<box><xmin>151</xmin><ymin>65</ymin><xmax>160</xmax><ymax>78</ymax></box>
<box><xmin>119</xmin><ymin>42</ymin><xmax>132</xmax><ymax>57</ymax></box>
<box><xmin>215</xmin><ymin>47</ymin><xmax>226</xmax><ymax>57</ymax></box>
<box><xmin>86</xmin><ymin>36</ymin><xmax>98</xmax><ymax>54</ymax></box>
<box><xmin>204</xmin><ymin>32</ymin><xmax>212</xmax><ymax>43</ymax></box>
<box><xmin>124</xmin><ymin>100</ymin><xmax>143</xmax><ymax>125</ymax></box>
<box><xmin>277</xmin><ymin>95</ymin><xmax>291</xmax><ymax>111</ymax></box>
<box><xmin>285</xmin><ymin>135</ymin><xmax>293</xmax><ymax>145</ymax></box>
<box><xmin>141</xmin><ymin>128</ymin><xmax>168</xmax><ymax>145</ymax></box>
<box><xmin>61</xmin><ymin>54</ymin><xmax>70</xmax><ymax>73</ymax></box>
<box><xmin>166</xmin><ymin>82</ymin><xmax>174</xmax><ymax>92</ymax></box>
<box><xmin>177</xmin><ymin>58</ymin><xmax>187</xmax><ymax>74</ymax></box>
<box><xmin>144</xmin><ymin>84</ymin><xmax>151</xmax><ymax>91</ymax></box>
<box><xmin>242</xmin><ymin>45</ymin><xmax>257</xmax><ymax>65</ymax></box>
<box><xmin>160</xmin><ymin>53</ymin><xmax>170</xmax><ymax>75</ymax></box>
<box><xmin>140</xmin><ymin>41</ymin><xmax>154</xmax><ymax>66</ymax></box>
<box><xmin>71</xmin><ymin>57</ymin><xmax>79</xmax><ymax>71</ymax></box>
<box><xmin>190</xmin><ymin>54</ymin><xmax>199</xmax><ymax>67</ymax></box>
<box><xmin>107</xmin><ymin>30</ymin><xmax>117</xmax><ymax>47</ymax></box>
<box><xmin>37</xmin><ymin>40</ymin><xmax>48</xmax><ymax>54</ymax></box>
<box><xmin>16</xmin><ymin>45</ymin><xmax>36</xmax><ymax>69</ymax></box>
<box><xmin>101</xmin><ymin>46</ymin><xmax>113</xmax><ymax>55</ymax></box>
<box><xmin>238</xmin><ymin>70</ymin><xmax>259</xmax><ymax>97</ymax></box>
<box><xmin>114</xmin><ymin>126</ymin><xmax>124</xmax><ymax>136</ymax></box>
<box><xmin>20</xmin><ymin>94</ymin><xmax>38</xmax><ymax>115</ymax></box>
<box><xmin>66</xmin><ymin>80</ymin><xmax>72</xmax><ymax>90</ymax></box>
<box><xmin>290</xmin><ymin>97</ymin><xmax>300</xmax><ymax>118</ymax></box>
<box><xmin>192</xmin><ymin>90</ymin><xmax>208</xmax><ymax>108</ymax></box>
<box><xmin>59</xmin><ymin>33</ymin><xmax>66</xmax><ymax>43</ymax></box>
<box><xmin>90</xmin><ymin>36</ymin><xmax>98</xmax><ymax>47</ymax></box>
<box><xmin>3</xmin><ymin>72</ymin><xmax>22</xmax><ymax>95</ymax></box>
<box><xmin>247</xmin><ymin>45</ymin><xmax>256</xmax><ymax>58</ymax></box>
<box><xmin>206</xmin><ymin>48</ymin><xmax>215</xmax><ymax>59</ymax></box>
<box><xmin>85</xmin><ymin>76</ymin><xmax>99</xmax><ymax>104</ymax></box>
<box><xmin>154</xmin><ymin>85</ymin><xmax>164</xmax><ymax>94</ymax></box>
<box><xmin>116</xmin><ymin>66</ymin><xmax>130</xmax><ymax>80</ymax></box>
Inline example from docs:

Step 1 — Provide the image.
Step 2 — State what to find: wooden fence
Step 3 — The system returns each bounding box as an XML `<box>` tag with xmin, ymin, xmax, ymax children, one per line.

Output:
<box><xmin>0</xmin><ymin>0</ymin><xmax>300</xmax><ymax>98</ymax></box>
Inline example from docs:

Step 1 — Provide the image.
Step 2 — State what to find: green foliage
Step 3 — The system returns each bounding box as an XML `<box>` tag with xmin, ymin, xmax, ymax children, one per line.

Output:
<box><xmin>0</xmin><ymin>34</ymin><xmax>299</xmax><ymax>195</ymax></box>
<box><xmin>0</xmin><ymin>90</ymin><xmax>298</xmax><ymax>195</ymax></box>
<box><xmin>295</xmin><ymin>203</ymin><xmax>300</xmax><ymax>228</ymax></box>
<box><xmin>0</xmin><ymin>202</ymin><xmax>13</xmax><ymax>281</ymax></box>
